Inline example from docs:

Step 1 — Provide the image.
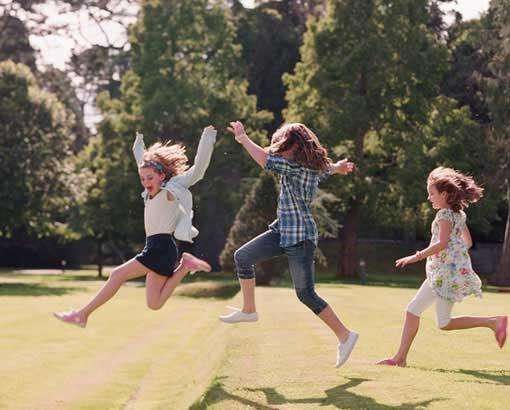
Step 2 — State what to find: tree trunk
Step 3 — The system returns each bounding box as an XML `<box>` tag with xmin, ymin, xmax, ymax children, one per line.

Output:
<box><xmin>492</xmin><ymin>196</ymin><xmax>510</xmax><ymax>286</ymax></box>
<box><xmin>337</xmin><ymin>201</ymin><xmax>359</xmax><ymax>278</ymax></box>
<box><xmin>97</xmin><ymin>237</ymin><xmax>103</xmax><ymax>279</ymax></box>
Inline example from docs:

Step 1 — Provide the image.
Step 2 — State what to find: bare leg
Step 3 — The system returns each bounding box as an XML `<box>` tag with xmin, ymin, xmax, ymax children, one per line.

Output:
<box><xmin>318</xmin><ymin>305</ymin><xmax>350</xmax><ymax>343</ymax></box>
<box><xmin>240</xmin><ymin>278</ymin><xmax>256</xmax><ymax>313</ymax></box>
<box><xmin>54</xmin><ymin>259</ymin><xmax>148</xmax><ymax>327</ymax></box>
<box><xmin>441</xmin><ymin>316</ymin><xmax>502</xmax><ymax>331</ymax></box>
<box><xmin>391</xmin><ymin>311</ymin><xmax>420</xmax><ymax>366</ymax></box>
<box><xmin>146</xmin><ymin>252</ymin><xmax>211</xmax><ymax>310</ymax></box>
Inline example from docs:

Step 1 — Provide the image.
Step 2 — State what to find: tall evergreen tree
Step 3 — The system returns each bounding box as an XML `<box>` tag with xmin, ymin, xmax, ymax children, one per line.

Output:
<box><xmin>285</xmin><ymin>0</ymin><xmax>450</xmax><ymax>277</ymax></box>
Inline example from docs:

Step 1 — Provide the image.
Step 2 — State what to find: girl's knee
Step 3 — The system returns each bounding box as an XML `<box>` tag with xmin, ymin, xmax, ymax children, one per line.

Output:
<box><xmin>109</xmin><ymin>267</ymin><xmax>126</xmax><ymax>283</ymax></box>
<box><xmin>234</xmin><ymin>248</ymin><xmax>250</xmax><ymax>267</ymax></box>
<box><xmin>234</xmin><ymin>249</ymin><xmax>255</xmax><ymax>279</ymax></box>
<box><xmin>295</xmin><ymin>288</ymin><xmax>327</xmax><ymax>314</ymax></box>
<box><xmin>146</xmin><ymin>298</ymin><xmax>163</xmax><ymax>311</ymax></box>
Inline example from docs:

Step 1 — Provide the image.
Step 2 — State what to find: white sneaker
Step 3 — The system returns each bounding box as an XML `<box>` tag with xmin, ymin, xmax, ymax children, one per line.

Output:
<box><xmin>219</xmin><ymin>310</ymin><xmax>258</xmax><ymax>323</ymax></box>
<box><xmin>336</xmin><ymin>331</ymin><xmax>359</xmax><ymax>368</ymax></box>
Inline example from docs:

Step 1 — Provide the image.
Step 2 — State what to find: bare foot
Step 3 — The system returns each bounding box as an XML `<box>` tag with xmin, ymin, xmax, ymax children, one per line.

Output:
<box><xmin>495</xmin><ymin>316</ymin><xmax>508</xmax><ymax>348</ymax></box>
<box><xmin>181</xmin><ymin>252</ymin><xmax>211</xmax><ymax>274</ymax></box>
<box><xmin>53</xmin><ymin>310</ymin><xmax>87</xmax><ymax>328</ymax></box>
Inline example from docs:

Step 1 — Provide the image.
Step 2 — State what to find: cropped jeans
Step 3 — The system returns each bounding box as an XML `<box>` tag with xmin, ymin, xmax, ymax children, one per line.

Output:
<box><xmin>234</xmin><ymin>230</ymin><xmax>328</xmax><ymax>315</ymax></box>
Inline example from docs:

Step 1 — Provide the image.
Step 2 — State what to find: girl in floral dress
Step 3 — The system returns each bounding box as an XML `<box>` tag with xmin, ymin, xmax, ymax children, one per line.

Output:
<box><xmin>377</xmin><ymin>167</ymin><xmax>507</xmax><ymax>367</ymax></box>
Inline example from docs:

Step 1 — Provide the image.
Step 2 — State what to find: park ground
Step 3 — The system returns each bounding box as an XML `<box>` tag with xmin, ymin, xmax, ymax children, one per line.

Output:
<box><xmin>0</xmin><ymin>269</ymin><xmax>509</xmax><ymax>409</ymax></box>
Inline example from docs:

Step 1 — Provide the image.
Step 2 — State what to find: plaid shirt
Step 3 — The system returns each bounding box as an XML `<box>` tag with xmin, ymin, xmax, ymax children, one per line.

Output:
<box><xmin>264</xmin><ymin>154</ymin><xmax>331</xmax><ymax>247</ymax></box>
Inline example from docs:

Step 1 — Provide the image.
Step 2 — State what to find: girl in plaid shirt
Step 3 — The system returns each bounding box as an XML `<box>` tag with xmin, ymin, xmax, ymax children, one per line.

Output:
<box><xmin>220</xmin><ymin>121</ymin><xmax>359</xmax><ymax>368</ymax></box>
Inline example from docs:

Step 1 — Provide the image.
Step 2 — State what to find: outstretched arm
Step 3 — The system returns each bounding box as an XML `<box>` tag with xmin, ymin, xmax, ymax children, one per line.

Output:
<box><xmin>228</xmin><ymin>121</ymin><xmax>267</xmax><ymax>168</ymax></box>
<box><xmin>171</xmin><ymin>126</ymin><xmax>217</xmax><ymax>188</ymax></box>
<box><xmin>396</xmin><ymin>219</ymin><xmax>452</xmax><ymax>268</ymax></box>
<box><xmin>133</xmin><ymin>131</ymin><xmax>146</xmax><ymax>165</ymax></box>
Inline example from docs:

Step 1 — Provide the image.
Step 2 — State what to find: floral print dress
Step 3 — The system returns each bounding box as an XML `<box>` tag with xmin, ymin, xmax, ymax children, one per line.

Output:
<box><xmin>426</xmin><ymin>208</ymin><xmax>482</xmax><ymax>302</ymax></box>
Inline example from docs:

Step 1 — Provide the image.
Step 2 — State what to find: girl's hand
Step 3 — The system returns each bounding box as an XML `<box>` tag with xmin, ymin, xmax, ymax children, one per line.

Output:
<box><xmin>333</xmin><ymin>159</ymin><xmax>355</xmax><ymax>175</ymax></box>
<box><xmin>227</xmin><ymin>121</ymin><xmax>248</xmax><ymax>143</ymax></box>
<box><xmin>202</xmin><ymin>125</ymin><xmax>217</xmax><ymax>140</ymax></box>
<box><xmin>395</xmin><ymin>255</ymin><xmax>417</xmax><ymax>268</ymax></box>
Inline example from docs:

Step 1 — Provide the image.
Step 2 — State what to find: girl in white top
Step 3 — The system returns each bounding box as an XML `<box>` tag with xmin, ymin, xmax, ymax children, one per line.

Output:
<box><xmin>377</xmin><ymin>167</ymin><xmax>507</xmax><ymax>367</ymax></box>
<box><xmin>54</xmin><ymin>126</ymin><xmax>217</xmax><ymax>328</ymax></box>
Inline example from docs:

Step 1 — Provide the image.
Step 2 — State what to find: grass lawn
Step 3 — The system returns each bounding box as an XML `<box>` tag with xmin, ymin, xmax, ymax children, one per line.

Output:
<box><xmin>1</xmin><ymin>270</ymin><xmax>509</xmax><ymax>409</ymax></box>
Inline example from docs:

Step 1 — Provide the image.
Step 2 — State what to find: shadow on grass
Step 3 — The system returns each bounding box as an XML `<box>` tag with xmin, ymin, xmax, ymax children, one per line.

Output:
<box><xmin>176</xmin><ymin>283</ymin><xmax>240</xmax><ymax>300</ymax></box>
<box><xmin>191</xmin><ymin>377</ymin><xmax>445</xmax><ymax>410</ymax></box>
<box><xmin>417</xmin><ymin>367</ymin><xmax>510</xmax><ymax>386</ymax></box>
<box><xmin>0</xmin><ymin>282</ymin><xmax>85</xmax><ymax>296</ymax></box>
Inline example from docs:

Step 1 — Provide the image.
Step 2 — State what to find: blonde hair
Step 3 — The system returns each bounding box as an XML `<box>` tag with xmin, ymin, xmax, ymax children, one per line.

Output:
<box><xmin>140</xmin><ymin>141</ymin><xmax>189</xmax><ymax>180</ymax></box>
<box><xmin>269</xmin><ymin>123</ymin><xmax>331</xmax><ymax>171</ymax></box>
<box><xmin>427</xmin><ymin>167</ymin><xmax>484</xmax><ymax>212</ymax></box>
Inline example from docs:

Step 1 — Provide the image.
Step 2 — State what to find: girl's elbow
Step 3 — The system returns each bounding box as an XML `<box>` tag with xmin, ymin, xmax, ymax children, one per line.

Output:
<box><xmin>438</xmin><ymin>241</ymin><xmax>449</xmax><ymax>250</ymax></box>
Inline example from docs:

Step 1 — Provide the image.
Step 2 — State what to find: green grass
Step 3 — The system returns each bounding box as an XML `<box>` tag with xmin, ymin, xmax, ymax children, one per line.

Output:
<box><xmin>192</xmin><ymin>286</ymin><xmax>510</xmax><ymax>410</ymax></box>
<box><xmin>0</xmin><ymin>270</ymin><xmax>508</xmax><ymax>409</ymax></box>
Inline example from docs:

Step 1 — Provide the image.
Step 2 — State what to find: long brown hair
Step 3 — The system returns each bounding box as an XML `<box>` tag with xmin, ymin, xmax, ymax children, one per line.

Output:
<box><xmin>427</xmin><ymin>167</ymin><xmax>484</xmax><ymax>212</ymax></box>
<box><xmin>139</xmin><ymin>141</ymin><xmax>189</xmax><ymax>181</ymax></box>
<box><xmin>268</xmin><ymin>123</ymin><xmax>331</xmax><ymax>171</ymax></box>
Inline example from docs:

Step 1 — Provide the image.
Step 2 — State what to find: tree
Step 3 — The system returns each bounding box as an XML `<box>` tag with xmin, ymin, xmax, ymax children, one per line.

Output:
<box><xmin>70</xmin><ymin>71</ymin><xmax>145</xmax><ymax>277</ymax></box>
<box><xmin>285</xmin><ymin>0</ymin><xmax>450</xmax><ymax>277</ymax></box>
<box><xmin>0</xmin><ymin>61</ymin><xmax>83</xmax><ymax>240</ymax></box>
<box><xmin>129</xmin><ymin>0</ymin><xmax>272</xmax><ymax>268</ymax></box>
<box><xmin>233</xmin><ymin>1</ymin><xmax>325</xmax><ymax>130</ymax></box>
<box><xmin>442</xmin><ymin>18</ymin><xmax>490</xmax><ymax>124</ymax></box>
<box><xmin>0</xmin><ymin>15</ymin><xmax>36</xmax><ymax>69</ymax></box>
<box><xmin>39</xmin><ymin>66</ymin><xmax>89</xmax><ymax>150</ymax></box>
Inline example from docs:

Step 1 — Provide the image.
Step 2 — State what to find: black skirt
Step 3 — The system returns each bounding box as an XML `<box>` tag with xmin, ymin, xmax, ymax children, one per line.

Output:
<box><xmin>135</xmin><ymin>234</ymin><xmax>178</xmax><ymax>276</ymax></box>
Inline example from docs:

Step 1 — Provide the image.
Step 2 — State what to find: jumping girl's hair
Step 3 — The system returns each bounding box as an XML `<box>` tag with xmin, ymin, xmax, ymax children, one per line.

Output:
<box><xmin>139</xmin><ymin>141</ymin><xmax>189</xmax><ymax>180</ymax></box>
<box><xmin>269</xmin><ymin>123</ymin><xmax>331</xmax><ymax>171</ymax></box>
<box><xmin>427</xmin><ymin>167</ymin><xmax>484</xmax><ymax>212</ymax></box>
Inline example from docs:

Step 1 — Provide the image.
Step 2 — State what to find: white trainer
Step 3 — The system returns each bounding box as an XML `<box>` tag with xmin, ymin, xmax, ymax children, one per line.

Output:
<box><xmin>219</xmin><ymin>310</ymin><xmax>258</xmax><ymax>323</ymax></box>
<box><xmin>336</xmin><ymin>331</ymin><xmax>359</xmax><ymax>368</ymax></box>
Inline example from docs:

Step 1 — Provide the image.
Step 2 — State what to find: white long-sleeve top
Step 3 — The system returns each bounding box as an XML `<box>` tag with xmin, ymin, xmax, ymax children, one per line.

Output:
<box><xmin>133</xmin><ymin>127</ymin><xmax>216</xmax><ymax>242</ymax></box>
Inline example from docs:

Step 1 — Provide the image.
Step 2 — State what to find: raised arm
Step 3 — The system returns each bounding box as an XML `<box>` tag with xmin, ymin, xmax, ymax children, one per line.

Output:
<box><xmin>171</xmin><ymin>126</ymin><xmax>217</xmax><ymax>188</ymax></box>
<box><xmin>133</xmin><ymin>131</ymin><xmax>146</xmax><ymax>165</ymax></box>
<box><xmin>228</xmin><ymin>121</ymin><xmax>267</xmax><ymax>168</ymax></box>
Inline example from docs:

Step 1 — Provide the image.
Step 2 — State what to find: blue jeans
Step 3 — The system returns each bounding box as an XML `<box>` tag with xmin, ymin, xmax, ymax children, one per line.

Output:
<box><xmin>234</xmin><ymin>230</ymin><xmax>328</xmax><ymax>315</ymax></box>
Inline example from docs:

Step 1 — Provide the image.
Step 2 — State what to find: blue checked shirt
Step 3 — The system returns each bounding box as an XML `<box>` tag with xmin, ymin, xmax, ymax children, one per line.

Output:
<box><xmin>264</xmin><ymin>154</ymin><xmax>331</xmax><ymax>247</ymax></box>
